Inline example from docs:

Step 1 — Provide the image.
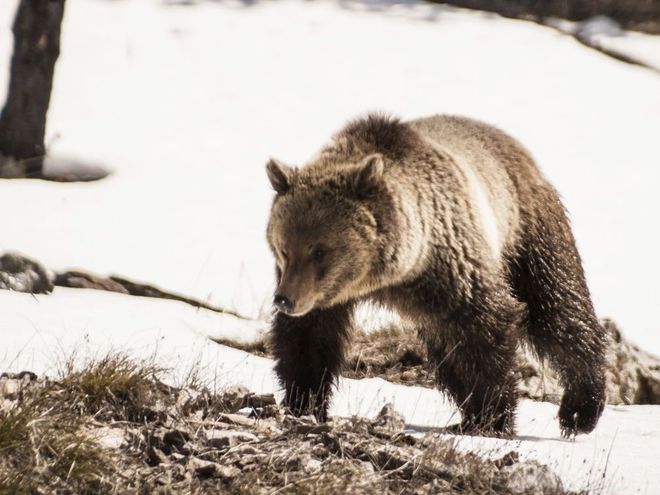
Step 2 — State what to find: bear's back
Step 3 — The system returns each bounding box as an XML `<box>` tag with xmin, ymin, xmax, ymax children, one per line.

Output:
<box><xmin>408</xmin><ymin>115</ymin><xmax>535</xmax><ymax>259</ymax></box>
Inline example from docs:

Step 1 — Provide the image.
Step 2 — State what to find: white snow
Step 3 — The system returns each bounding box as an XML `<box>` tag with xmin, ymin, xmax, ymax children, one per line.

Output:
<box><xmin>0</xmin><ymin>0</ymin><xmax>659</xmax><ymax>351</ymax></box>
<box><xmin>577</xmin><ymin>16</ymin><xmax>660</xmax><ymax>71</ymax></box>
<box><xmin>2</xmin><ymin>0</ymin><xmax>660</xmax><ymax>492</ymax></box>
<box><xmin>2</xmin><ymin>288</ymin><xmax>660</xmax><ymax>494</ymax></box>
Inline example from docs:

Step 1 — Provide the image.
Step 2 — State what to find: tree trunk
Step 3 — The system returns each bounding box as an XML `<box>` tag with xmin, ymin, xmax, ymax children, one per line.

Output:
<box><xmin>0</xmin><ymin>0</ymin><xmax>65</xmax><ymax>178</ymax></box>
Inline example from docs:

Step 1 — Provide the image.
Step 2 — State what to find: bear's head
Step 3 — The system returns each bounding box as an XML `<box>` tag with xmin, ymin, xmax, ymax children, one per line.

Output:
<box><xmin>266</xmin><ymin>154</ymin><xmax>388</xmax><ymax>316</ymax></box>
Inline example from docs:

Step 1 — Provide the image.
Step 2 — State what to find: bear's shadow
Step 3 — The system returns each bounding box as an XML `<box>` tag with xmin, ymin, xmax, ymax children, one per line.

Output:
<box><xmin>404</xmin><ymin>423</ymin><xmax>575</xmax><ymax>443</ymax></box>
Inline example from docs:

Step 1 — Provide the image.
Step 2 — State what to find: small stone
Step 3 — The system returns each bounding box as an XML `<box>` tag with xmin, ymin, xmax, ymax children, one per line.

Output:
<box><xmin>0</xmin><ymin>252</ymin><xmax>54</xmax><ymax>294</ymax></box>
<box><xmin>217</xmin><ymin>412</ymin><xmax>255</xmax><ymax>427</ymax></box>
<box><xmin>94</xmin><ymin>427</ymin><xmax>125</xmax><ymax>450</ymax></box>
<box><xmin>189</xmin><ymin>457</ymin><xmax>217</xmax><ymax>477</ymax></box>
<box><xmin>163</xmin><ymin>429</ymin><xmax>191</xmax><ymax>450</ymax></box>
<box><xmin>206</xmin><ymin>429</ymin><xmax>258</xmax><ymax>449</ymax></box>
<box><xmin>0</xmin><ymin>378</ymin><xmax>21</xmax><ymax>398</ymax></box>
<box><xmin>188</xmin><ymin>457</ymin><xmax>240</xmax><ymax>480</ymax></box>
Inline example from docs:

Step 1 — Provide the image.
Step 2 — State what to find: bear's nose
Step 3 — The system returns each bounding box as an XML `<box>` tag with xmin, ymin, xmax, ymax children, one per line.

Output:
<box><xmin>273</xmin><ymin>294</ymin><xmax>294</xmax><ymax>314</ymax></box>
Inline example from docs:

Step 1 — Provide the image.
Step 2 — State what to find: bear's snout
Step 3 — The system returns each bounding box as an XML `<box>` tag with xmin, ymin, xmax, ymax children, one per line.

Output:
<box><xmin>273</xmin><ymin>294</ymin><xmax>294</xmax><ymax>315</ymax></box>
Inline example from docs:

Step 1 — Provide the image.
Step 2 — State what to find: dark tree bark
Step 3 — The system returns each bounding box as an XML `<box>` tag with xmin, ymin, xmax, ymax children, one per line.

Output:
<box><xmin>0</xmin><ymin>0</ymin><xmax>65</xmax><ymax>178</ymax></box>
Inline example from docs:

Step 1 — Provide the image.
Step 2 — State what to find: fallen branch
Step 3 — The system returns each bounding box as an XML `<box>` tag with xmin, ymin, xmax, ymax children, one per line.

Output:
<box><xmin>54</xmin><ymin>270</ymin><xmax>254</xmax><ymax>320</ymax></box>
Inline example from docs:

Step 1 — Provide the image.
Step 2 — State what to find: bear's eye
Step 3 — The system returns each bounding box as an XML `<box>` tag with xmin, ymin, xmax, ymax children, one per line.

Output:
<box><xmin>311</xmin><ymin>248</ymin><xmax>325</xmax><ymax>262</ymax></box>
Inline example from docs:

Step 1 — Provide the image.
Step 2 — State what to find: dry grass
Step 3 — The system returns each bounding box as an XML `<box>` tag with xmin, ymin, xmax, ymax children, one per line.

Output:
<box><xmin>59</xmin><ymin>353</ymin><xmax>172</xmax><ymax>421</ymax></box>
<box><xmin>0</xmin><ymin>354</ymin><xmax>171</xmax><ymax>494</ymax></box>
<box><xmin>0</xmin><ymin>383</ymin><xmax>114</xmax><ymax>494</ymax></box>
<box><xmin>0</xmin><ymin>353</ymin><xmax>588</xmax><ymax>495</ymax></box>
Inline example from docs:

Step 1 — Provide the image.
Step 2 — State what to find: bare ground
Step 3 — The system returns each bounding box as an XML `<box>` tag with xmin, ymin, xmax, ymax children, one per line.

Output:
<box><xmin>0</xmin><ymin>355</ymin><xmax>582</xmax><ymax>495</ymax></box>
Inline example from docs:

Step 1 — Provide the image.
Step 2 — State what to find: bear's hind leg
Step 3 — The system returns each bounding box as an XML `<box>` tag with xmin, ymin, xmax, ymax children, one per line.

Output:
<box><xmin>270</xmin><ymin>303</ymin><xmax>353</xmax><ymax>422</ymax></box>
<box><xmin>510</xmin><ymin>190</ymin><xmax>607</xmax><ymax>436</ymax></box>
<box><xmin>421</xmin><ymin>282</ymin><xmax>522</xmax><ymax>437</ymax></box>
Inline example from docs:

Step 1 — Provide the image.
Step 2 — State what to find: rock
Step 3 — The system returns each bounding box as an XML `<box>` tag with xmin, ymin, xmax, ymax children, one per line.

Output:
<box><xmin>188</xmin><ymin>457</ymin><xmax>239</xmax><ymax>479</ymax></box>
<box><xmin>189</xmin><ymin>457</ymin><xmax>217</xmax><ymax>477</ymax></box>
<box><xmin>94</xmin><ymin>427</ymin><xmax>126</xmax><ymax>450</ymax></box>
<box><xmin>0</xmin><ymin>252</ymin><xmax>53</xmax><ymax>294</ymax></box>
<box><xmin>0</xmin><ymin>378</ymin><xmax>21</xmax><ymax>398</ymax></box>
<box><xmin>217</xmin><ymin>412</ymin><xmax>255</xmax><ymax>427</ymax></box>
<box><xmin>163</xmin><ymin>429</ymin><xmax>191</xmax><ymax>451</ymax></box>
<box><xmin>206</xmin><ymin>429</ymin><xmax>258</xmax><ymax>449</ymax></box>
<box><xmin>501</xmin><ymin>461</ymin><xmax>564</xmax><ymax>495</ymax></box>
<box><xmin>243</xmin><ymin>393</ymin><xmax>277</xmax><ymax>409</ymax></box>
<box><xmin>0</xmin><ymin>371</ymin><xmax>38</xmax><ymax>399</ymax></box>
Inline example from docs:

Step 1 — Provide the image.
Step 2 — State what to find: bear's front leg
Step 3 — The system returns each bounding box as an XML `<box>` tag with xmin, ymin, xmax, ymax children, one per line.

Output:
<box><xmin>422</xmin><ymin>285</ymin><xmax>522</xmax><ymax>437</ymax></box>
<box><xmin>270</xmin><ymin>303</ymin><xmax>353</xmax><ymax>422</ymax></box>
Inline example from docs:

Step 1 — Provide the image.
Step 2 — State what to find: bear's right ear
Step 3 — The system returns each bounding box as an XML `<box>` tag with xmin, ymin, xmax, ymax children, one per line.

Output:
<box><xmin>350</xmin><ymin>153</ymin><xmax>384</xmax><ymax>198</ymax></box>
<box><xmin>266</xmin><ymin>158</ymin><xmax>294</xmax><ymax>195</ymax></box>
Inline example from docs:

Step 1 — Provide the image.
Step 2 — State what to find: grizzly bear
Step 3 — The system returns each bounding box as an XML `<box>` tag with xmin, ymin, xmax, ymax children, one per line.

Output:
<box><xmin>266</xmin><ymin>114</ymin><xmax>607</xmax><ymax>437</ymax></box>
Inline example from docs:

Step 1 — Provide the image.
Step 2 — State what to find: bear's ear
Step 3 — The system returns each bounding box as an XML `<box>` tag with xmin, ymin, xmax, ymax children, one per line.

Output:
<box><xmin>266</xmin><ymin>158</ymin><xmax>294</xmax><ymax>195</ymax></box>
<box><xmin>351</xmin><ymin>153</ymin><xmax>384</xmax><ymax>198</ymax></box>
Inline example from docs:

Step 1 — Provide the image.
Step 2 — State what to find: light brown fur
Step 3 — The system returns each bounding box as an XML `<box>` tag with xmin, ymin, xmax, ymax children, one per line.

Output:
<box><xmin>267</xmin><ymin>114</ymin><xmax>607</xmax><ymax>436</ymax></box>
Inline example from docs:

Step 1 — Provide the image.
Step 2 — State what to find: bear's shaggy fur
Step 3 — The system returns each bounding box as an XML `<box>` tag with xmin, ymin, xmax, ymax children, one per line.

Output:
<box><xmin>266</xmin><ymin>114</ymin><xmax>607</xmax><ymax>437</ymax></box>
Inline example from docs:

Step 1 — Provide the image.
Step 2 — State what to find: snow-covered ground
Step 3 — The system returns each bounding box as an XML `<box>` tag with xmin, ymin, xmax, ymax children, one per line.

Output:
<box><xmin>2</xmin><ymin>289</ymin><xmax>660</xmax><ymax>494</ymax></box>
<box><xmin>2</xmin><ymin>0</ymin><xmax>660</xmax><ymax>493</ymax></box>
<box><xmin>1</xmin><ymin>0</ymin><xmax>659</xmax><ymax>351</ymax></box>
<box><xmin>574</xmin><ymin>15</ymin><xmax>660</xmax><ymax>71</ymax></box>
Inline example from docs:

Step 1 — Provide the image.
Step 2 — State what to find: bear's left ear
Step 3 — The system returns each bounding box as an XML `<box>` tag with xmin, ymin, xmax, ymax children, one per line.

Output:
<box><xmin>267</xmin><ymin>158</ymin><xmax>294</xmax><ymax>195</ymax></box>
<box><xmin>351</xmin><ymin>153</ymin><xmax>384</xmax><ymax>198</ymax></box>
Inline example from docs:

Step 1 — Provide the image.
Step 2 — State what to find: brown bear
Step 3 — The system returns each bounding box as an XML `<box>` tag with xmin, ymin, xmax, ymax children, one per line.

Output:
<box><xmin>266</xmin><ymin>113</ymin><xmax>607</xmax><ymax>437</ymax></box>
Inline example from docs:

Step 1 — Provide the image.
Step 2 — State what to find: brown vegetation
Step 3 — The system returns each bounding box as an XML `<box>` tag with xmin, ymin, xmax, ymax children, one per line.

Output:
<box><xmin>0</xmin><ymin>355</ymin><xmax>582</xmax><ymax>494</ymax></box>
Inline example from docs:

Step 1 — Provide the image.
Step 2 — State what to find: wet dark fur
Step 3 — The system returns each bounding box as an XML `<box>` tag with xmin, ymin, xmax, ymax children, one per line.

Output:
<box><xmin>268</xmin><ymin>114</ymin><xmax>607</xmax><ymax>436</ymax></box>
